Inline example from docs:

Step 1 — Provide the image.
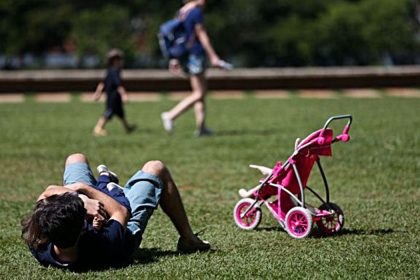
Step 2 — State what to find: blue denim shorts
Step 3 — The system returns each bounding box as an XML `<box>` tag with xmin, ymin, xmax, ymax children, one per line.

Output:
<box><xmin>63</xmin><ymin>163</ymin><xmax>97</xmax><ymax>187</ymax></box>
<box><xmin>123</xmin><ymin>170</ymin><xmax>164</xmax><ymax>250</ymax></box>
<box><xmin>181</xmin><ymin>54</ymin><xmax>207</xmax><ymax>75</ymax></box>
<box><xmin>123</xmin><ymin>171</ymin><xmax>163</xmax><ymax>234</ymax></box>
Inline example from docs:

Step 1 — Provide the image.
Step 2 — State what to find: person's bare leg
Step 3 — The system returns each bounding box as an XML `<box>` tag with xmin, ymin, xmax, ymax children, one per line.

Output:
<box><xmin>142</xmin><ymin>161</ymin><xmax>194</xmax><ymax>239</ymax></box>
<box><xmin>194</xmin><ymin>100</ymin><xmax>205</xmax><ymax>131</ymax></box>
<box><xmin>166</xmin><ymin>74</ymin><xmax>205</xmax><ymax>121</ymax></box>
<box><xmin>94</xmin><ymin>117</ymin><xmax>108</xmax><ymax>136</ymax></box>
<box><xmin>95</xmin><ymin>117</ymin><xmax>107</xmax><ymax>129</ymax></box>
<box><xmin>192</xmin><ymin>74</ymin><xmax>206</xmax><ymax>131</ymax></box>
<box><xmin>141</xmin><ymin>160</ymin><xmax>210</xmax><ymax>251</ymax></box>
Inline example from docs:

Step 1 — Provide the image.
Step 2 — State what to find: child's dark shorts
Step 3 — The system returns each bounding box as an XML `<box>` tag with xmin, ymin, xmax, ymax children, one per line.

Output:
<box><xmin>104</xmin><ymin>94</ymin><xmax>125</xmax><ymax>120</ymax></box>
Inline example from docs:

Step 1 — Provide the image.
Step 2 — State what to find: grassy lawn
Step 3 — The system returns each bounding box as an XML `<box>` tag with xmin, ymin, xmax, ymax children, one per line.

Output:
<box><xmin>0</xmin><ymin>95</ymin><xmax>418</xmax><ymax>279</ymax></box>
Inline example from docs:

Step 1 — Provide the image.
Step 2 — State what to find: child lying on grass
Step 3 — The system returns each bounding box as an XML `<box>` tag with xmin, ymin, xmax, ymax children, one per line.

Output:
<box><xmin>92</xmin><ymin>165</ymin><xmax>130</xmax><ymax>231</ymax></box>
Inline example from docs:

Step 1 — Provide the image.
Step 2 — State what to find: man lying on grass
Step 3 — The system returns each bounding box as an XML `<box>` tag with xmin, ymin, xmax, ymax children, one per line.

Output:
<box><xmin>22</xmin><ymin>153</ymin><xmax>210</xmax><ymax>270</ymax></box>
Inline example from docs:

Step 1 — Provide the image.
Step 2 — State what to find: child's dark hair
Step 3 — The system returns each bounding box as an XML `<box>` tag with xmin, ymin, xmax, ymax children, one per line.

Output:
<box><xmin>21</xmin><ymin>193</ymin><xmax>86</xmax><ymax>249</ymax></box>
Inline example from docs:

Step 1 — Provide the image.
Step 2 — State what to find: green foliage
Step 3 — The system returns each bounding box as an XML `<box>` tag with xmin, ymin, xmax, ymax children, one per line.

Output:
<box><xmin>0</xmin><ymin>95</ymin><xmax>419</xmax><ymax>278</ymax></box>
<box><xmin>71</xmin><ymin>5</ymin><xmax>135</xmax><ymax>62</ymax></box>
<box><xmin>267</xmin><ymin>15</ymin><xmax>318</xmax><ymax>66</ymax></box>
<box><xmin>316</xmin><ymin>0</ymin><xmax>417</xmax><ymax>65</ymax></box>
<box><xmin>0</xmin><ymin>0</ymin><xmax>73</xmax><ymax>54</ymax></box>
<box><xmin>317</xmin><ymin>1</ymin><xmax>368</xmax><ymax>65</ymax></box>
<box><xmin>0</xmin><ymin>0</ymin><xmax>418</xmax><ymax>66</ymax></box>
<box><xmin>359</xmin><ymin>0</ymin><xmax>417</xmax><ymax>58</ymax></box>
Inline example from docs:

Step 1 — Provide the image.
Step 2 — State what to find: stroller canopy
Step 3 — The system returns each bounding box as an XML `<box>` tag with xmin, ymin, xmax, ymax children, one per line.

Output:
<box><xmin>295</xmin><ymin>128</ymin><xmax>334</xmax><ymax>157</ymax></box>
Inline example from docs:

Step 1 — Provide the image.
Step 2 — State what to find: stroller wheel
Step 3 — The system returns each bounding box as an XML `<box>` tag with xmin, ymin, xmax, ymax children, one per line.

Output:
<box><xmin>316</xmin><ymin>202</ymin><xmax>344</xmax><ymax>235</ymax></box>
<box><xmin>285</xmin><ymin>207</ymin><xmax>313</xmax><ymax>239</ymax></box>
<box><xmin>233</xmin><ymin>198</ymin><xmax>262</xmax><ymax>230</ymax></box>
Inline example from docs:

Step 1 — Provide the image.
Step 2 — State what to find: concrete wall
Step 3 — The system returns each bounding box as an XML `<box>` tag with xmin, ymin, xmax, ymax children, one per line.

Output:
<box><xmin>0</xmin><ymin>66</ymin><xmax>419</xmax><ymax>93</ymax></box>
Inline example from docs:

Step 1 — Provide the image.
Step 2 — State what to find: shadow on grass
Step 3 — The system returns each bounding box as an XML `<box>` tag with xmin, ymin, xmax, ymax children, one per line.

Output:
<box><xmin>334</xmin><ymin>228</ymin><xmax>395</xmax><ymax>236</ymax></box>
<box><xmin>72</xmin><ymin>247</ymin><xmax>214</xmax><ymax>273</ymax></box>
<box><xmin>132</xmin><ymin>247</ymin><xmax>217</xmax><ymax>265</ymax></box>
<box><xmin>131</xmin><ymin>247</ymin><xmax>179</xmax><ymax>264</ymax></box>
<box><xmin>312</xmin><ymin>228</ymin><xmax>395</xmax><ymax>238</ymax></box>
<box><xmin>256</xmin><ymin>226</ymin><xmax>285</xmax><ymax>232</ymax></box>
<box><xmin>255</xmin><ymin>227</ymin><xmax>395</xmax><ymax>238</ymax></box>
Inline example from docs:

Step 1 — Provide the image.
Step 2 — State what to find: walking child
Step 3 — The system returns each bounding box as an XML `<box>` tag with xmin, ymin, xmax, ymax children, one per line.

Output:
<box><xmin>93</xmin><ymin>49</ymin><xmax>135</xmax><ymax>136</ymax></box>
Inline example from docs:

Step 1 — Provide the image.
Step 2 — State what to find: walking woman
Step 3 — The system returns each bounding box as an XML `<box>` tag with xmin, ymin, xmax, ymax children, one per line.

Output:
<box><xmin>161</xmin><ymin>0</ymin><xmax>227</xmax><ymax>136</ymax></box>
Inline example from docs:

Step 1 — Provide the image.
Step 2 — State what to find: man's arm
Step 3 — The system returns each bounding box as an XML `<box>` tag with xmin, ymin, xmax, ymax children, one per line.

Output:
<box><xmin>37</xmin><ymin>185</ymin><xmax>73</xmax><ymax>201</ymax></box>
<box><xmin>37</xmin><ymin>185</ymin><xmax>107</xmax><ymax>220</ymax></box>
<box><xmin>67</xmin><ymin>182</ymin><xmax>129</xmax><ymax>228</ymax></box>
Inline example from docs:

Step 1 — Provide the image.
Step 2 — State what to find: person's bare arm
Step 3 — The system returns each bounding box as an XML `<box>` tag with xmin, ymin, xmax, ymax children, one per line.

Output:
<box><xmin>37</xmin><ymin>185</ymin><xmax>74</xmax><ymax>201</ymax></box>
<box><xmin>37</xmin><ymin>185</ymin><xmax>107</xmax><ymax>219</ymax></box>
<box><xmin>195</xmin><ymin>24</ymin><xmax>220</xmax><ymax>66</ymax></box>
<box><xmin>117</xmin><ymin>85</ymin><xmax>128</xmax><ymax>103</ymax></box>
<box><xmin>93</xmin><ymin>82</ymin><xmax>105</xmax><ymax>101</ymax></box>
<box><xmin>67</xmin><ymin>182</ymin><xmax>129</xmax><ymax>227</ymax></box>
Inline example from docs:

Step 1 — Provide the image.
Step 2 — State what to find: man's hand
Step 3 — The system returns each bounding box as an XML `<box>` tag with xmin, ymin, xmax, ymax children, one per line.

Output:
<box><xmin>78</xmin><ymin>194</ymin><xmax>108</xmax><ymax>220</ymax></box>
<box><xmin>68</xmin><ymin>182</ymin><xmax>129</xmax><ymax>227</ymax></box>
<box><xmin>64</xmin><ymin>183</ymin><xmax>108</xmax><ymax>219</ymax></box>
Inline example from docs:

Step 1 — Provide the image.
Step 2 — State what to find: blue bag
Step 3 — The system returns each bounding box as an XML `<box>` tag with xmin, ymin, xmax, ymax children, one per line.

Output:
<box><xmin>158</xmin><ymin>18</ymin><xmax>189</xmax><ymax>59</ymax></box>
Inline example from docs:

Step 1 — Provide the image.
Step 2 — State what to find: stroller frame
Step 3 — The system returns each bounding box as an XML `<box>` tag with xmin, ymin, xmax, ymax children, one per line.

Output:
<box><xmin>234</xmin><ymin>115</ymin><xmax>353</xmax><ymax>238</ymax></box>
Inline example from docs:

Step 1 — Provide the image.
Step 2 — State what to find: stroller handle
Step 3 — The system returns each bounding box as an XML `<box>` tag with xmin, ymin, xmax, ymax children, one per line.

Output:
<box><xmin>320</xmin><ymin>115</ymin><xmax>352</xmax><ymax>143</ymax></box>
<box><xmin>323</xmin><ymin>114</ymin><xmax>352</xmax><ymax>130</ymax></box>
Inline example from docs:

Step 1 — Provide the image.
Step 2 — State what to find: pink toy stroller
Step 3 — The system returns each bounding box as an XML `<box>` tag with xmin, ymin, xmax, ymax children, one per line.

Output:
<box><xmin>233</xmin><ymin>115</ymin><xmax>352</xmax><ymax>238</ymax></box>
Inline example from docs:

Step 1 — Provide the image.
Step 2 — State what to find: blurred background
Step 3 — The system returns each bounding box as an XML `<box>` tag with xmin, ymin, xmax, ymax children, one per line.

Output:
<box><xmin>1</xmin><ymin>0</ymin><xmax>419</xmax><ymax>70</ymax></box>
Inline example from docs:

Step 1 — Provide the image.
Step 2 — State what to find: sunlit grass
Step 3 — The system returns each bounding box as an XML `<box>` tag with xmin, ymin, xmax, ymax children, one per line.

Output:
<box><xmin>0</xmin><ymin>95</ymin><xmax>418</xmax><ymax>278</ymax></box>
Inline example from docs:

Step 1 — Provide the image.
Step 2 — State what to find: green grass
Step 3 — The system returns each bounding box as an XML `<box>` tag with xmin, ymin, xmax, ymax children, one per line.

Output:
<box><xmin>0</xmin><ymin>96</ymin><xmax>419</xmax><ymax>279</ymax></box>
